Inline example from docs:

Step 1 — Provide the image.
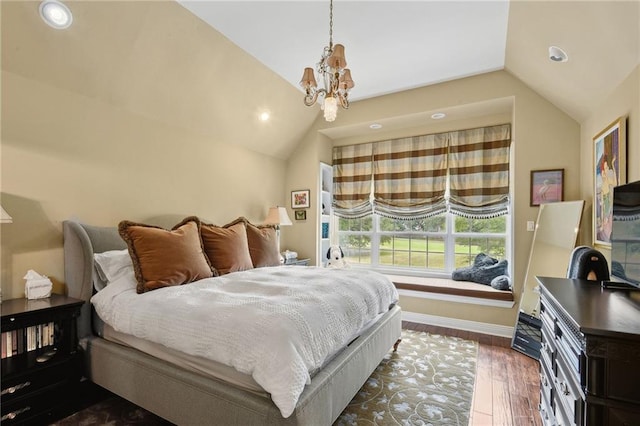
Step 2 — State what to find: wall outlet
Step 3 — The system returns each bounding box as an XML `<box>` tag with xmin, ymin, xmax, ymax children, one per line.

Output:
<box><xmin>527</xmin><ymin>221</ymin><xmax>535</xmax><ymax>232</ymax></box>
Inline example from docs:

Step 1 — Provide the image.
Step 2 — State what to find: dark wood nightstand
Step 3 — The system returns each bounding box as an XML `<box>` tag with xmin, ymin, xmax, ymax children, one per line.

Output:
<box><xmin>1</xmin><ymin>294</ymin><xmax>84</xmax><ymax>425</ymax></box>
<box><xmin>284</xmin><ymin>258</ymin><xmax>310</xmax><ymax>266</ymax></box>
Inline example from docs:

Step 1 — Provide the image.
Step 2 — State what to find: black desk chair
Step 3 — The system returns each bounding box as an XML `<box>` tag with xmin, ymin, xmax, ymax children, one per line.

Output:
<box><xmin>567</xmin><ymin>246</ymin><xmax>610</xmax><ymax>281</ymax></box>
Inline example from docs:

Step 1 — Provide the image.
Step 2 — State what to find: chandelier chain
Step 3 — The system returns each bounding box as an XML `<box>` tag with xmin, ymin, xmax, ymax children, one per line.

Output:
<box><xmin>328</xmin><ymin>0</ymin><xmax>333</xmax><ymax>49</ymax></box>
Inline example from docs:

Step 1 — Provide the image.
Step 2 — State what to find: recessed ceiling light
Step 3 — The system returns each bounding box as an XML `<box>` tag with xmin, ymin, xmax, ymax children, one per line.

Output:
<box><xmin>369</xmin><ymin>123</ymin><xmax>382</xmax><ymax>130</ymax></box>
<box><xmin>431</xmin><ymin>113</ymin><xmax>446</xmax><ymax>120</ymax></box>
<box><xmin>259</xmin><ymin>112</ymin><xmax>270</xmax><ymax>122</ymax></box>
<box><xmin>548</xmin><ymin>46</ymin><xmax>568</xmax><ymax>62</ymax></box>
<box><xmin>39</xmin><ymin>0</ymin><xmax>73</xmax><ymax>29</ymax></box>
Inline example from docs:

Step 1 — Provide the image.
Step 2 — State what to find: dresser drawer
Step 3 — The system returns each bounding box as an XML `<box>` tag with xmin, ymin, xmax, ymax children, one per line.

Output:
<box><xmin>554</xmin><ymin>356</ymin><xmax>584</xmax><ymax>426</ymax></box>
<box><xmin>1</xmin><ymin>380</ymin><xmax>74</xmax><ymax>425</ymax></box>
<box><xmin>539</xmin><ymin>388</ymin><xmax>557</xmax><ymax>426</ymax></box>
<box><xmin>541</xmin><ymin>327</ymin><xmax>555</xmax><ymax>370</ymax></box>
<box><xmin>1</xmin><ymin>354</ymin><xmax>81</xmax><ymax>404</ymax></box>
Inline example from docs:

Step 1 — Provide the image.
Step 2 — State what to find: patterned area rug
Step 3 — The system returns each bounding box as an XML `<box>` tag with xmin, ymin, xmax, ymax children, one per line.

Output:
<box><xmin>50</xmin><ymin>396</ymin><xmax>172</xmax><ymax>426</ymax></box>
<box><xmin>334</xmin><ymin>329</ymin><xmax>478</xmax><ymax>426</ymax></box>
<box><xmin>52</xmin><ymin>329</ymin><xmax>477</xmax><ymax>426</ymax></box>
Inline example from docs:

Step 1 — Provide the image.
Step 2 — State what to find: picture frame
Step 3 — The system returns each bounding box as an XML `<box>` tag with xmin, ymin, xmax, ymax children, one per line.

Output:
<box><xmin>593</xmin><ymin>117</ymin><xmax>627</xmax><ymax>247</ymax></box>
<box><xmin>291</xmin><ymin>189</ymin><xmax>310</xmax><ymax>209</ymax></box>
<box><xmin>295</xmin><ymin>210</ymin><xmax>306</xmax><ymax>221</ymax></box>
<box><xmin>530</xmin><ymin>169</ymin><xmax>564</xmax><ymax>206</ymax></box>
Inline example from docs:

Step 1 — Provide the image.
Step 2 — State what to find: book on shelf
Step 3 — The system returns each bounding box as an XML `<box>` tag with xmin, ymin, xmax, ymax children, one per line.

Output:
<box><xmin>1</xmin><ymin>321</ymin><xmax>55</xmax><ymax>359</ymax></box>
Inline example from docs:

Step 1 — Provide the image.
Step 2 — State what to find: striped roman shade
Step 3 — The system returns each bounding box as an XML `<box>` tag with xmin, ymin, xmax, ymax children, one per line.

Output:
<box><xmin>332</xmin><ymin>123</ymin><xmax>511</xmax><ymax>219</ymax></box>
<box><xmin>373</xmin><ymin>134</ymin><xmax>448</xmax><ymax>219</ymax></box>
<box><xmin>448</xmin><ymin>124</ymin><xmax>511</xmax><ymax>217</ymax></box>
<box><xmin>332</xmin><ymin>143</ymin><xmax>373</xmax><ymax>218</ymax></box>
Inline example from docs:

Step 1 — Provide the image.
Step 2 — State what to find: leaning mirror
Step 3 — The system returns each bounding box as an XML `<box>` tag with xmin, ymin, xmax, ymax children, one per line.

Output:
<box><xmin>512</xmin><ymin>200</ymin><xmax>584</xmax><ymax>359</ymax></box>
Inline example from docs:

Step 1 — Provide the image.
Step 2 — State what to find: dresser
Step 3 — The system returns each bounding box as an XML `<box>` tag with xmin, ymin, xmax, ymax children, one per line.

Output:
<box><xmin>537</xmin><ymin>276</ymin><xmax>640</xmax><ymax>426</ymax></box>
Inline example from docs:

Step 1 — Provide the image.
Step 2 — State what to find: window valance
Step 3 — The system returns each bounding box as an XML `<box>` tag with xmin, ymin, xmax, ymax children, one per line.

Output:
<box><xmin>332</xmin><ymin>124</ymin><xmax>511</xmax><ymax>220</ymax></box>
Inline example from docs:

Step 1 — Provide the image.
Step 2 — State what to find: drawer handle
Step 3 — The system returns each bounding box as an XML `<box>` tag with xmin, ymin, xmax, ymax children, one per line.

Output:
<box><xmin>560</xmin><ymin>381</ymin><xmax>570</xmax><ymax>396</ymax></box>
<box><xmin>1</xmin><ymin>406</ymin><xmax>31</xmax><ymax>421</ymax></box>
<box><xmin>1</xmin><ymin>381</ymin><xmax>31</xmax><ymax>396</ymax></box>
<box><xmin>539</xmin><ymin>373</ymin><xmax>548</xmax><ymax>387</ymax></box>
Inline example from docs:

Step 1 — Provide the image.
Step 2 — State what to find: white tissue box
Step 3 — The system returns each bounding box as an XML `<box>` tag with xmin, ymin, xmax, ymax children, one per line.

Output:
<box><xmin>282</xmin><ymin>250</ymin><xmax>298</xmax><ymax>260</ymax></box>
<box><xmin>25</xmin><ymin>278</ymin><xmax>52</xmax><ymax>300</ymax></box>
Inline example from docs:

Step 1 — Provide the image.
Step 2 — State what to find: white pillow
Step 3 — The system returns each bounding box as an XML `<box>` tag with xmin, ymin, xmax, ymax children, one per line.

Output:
<box><xmin>93</xmin><ymin>249</ymin><xmax>133</xmax><ymax>291</ymax></box>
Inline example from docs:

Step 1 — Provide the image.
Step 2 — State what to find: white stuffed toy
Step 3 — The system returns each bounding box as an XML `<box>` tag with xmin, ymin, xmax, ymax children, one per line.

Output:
<box><xmin>326</xmin><ymin>245</ymin><xmax>349</xmax><ymax>268</ymax></box>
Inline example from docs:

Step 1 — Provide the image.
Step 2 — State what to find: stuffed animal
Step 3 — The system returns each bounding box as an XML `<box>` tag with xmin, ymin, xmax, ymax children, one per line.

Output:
<box><xmin>326</xmin><ymin>245</ymin><xmax>349</xmax><ymax>268</ymax></box>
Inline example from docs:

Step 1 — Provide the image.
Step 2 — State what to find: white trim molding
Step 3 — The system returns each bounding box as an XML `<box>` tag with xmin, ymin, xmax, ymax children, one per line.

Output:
<box><xmin>402</xmin><ymin>310</ymin><xmax>515</xmax><ymax>338</ymax></box>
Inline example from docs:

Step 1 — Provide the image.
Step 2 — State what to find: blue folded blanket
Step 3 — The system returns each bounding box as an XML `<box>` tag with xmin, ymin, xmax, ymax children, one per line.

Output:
<box><xmin>452</xmin><ymin>253</ymin><xmax>511</xmax><ymax>290</ymax></box>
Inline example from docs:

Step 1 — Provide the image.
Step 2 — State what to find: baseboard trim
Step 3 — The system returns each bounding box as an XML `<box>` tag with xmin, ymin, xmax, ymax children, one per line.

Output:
<box><xmin>402</xmin><ymin>310</ymin><xmax>515</xmax><ymax>338</ymax></box>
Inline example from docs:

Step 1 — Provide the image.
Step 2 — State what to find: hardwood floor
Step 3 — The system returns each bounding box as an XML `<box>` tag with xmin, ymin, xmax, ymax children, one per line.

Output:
<box><xmin>402</xmin><ymin>321</ymin><xmax>542</xmax><ymax>426</ymax></box>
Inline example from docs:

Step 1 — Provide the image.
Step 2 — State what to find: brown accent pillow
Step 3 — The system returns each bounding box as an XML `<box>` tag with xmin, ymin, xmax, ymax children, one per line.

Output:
<box><xmin>226</xmin><ymin>217</ymin><xmax>281</xmax><ymax>268</ymax></box>
<box><xmin>118</xmin><ymin>216</ymin><xmax>215</xmax><ymax>293</ymax></box>
<box><xmin>200</xmin><ymin>221</ymin><xmax>254</xmax><ymax>275</ymax></box>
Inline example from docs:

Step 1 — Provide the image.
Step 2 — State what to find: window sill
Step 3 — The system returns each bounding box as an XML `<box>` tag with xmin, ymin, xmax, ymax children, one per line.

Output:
<box><xmin>386</xmin><ymin>274</ymin><xmax>515</xmax><ymax>308</ymax></box>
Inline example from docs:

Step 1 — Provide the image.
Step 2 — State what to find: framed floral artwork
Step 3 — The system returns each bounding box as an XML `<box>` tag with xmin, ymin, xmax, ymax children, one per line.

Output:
<box><xmin>593</xmin><ymin>117</ymin><xmax>626</xmax><ymax>247</ymax></box>
<box><xmin>530</xmin><ymin>169</ymin><xmax>564</xmax><ymax>206</ymax></box>
<box><xmin>291</xmin><ymin>189</ymin><xmax>310</xmax><ymax>209</ymax></box>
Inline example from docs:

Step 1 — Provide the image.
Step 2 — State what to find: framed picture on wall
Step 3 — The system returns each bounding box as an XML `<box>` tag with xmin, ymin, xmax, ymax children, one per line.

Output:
<box><xmin>593</xmin><ymin>117</ymin><xmax>627</xmax><ymax>247</ymax></box>
<box><xmin>530</xmin><ymin>169</ymin><xmax>564</xmax><ymax>206</ymax></box>
<box><xmin>295</xmin><ymin>210</ymin><xmax>306</xmax><ymax>221</ymax></box>
<box><xmin>291</xmin><ymin>189</ymin><xmax>310</xmax><ymax>209</ymax></box>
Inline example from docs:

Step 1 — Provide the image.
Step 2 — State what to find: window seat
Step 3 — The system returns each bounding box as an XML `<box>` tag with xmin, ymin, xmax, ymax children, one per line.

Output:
<box><xmin>386</xmin><ymin>274</ymin><xmax>514</xmax><ymax>307</ymax></box>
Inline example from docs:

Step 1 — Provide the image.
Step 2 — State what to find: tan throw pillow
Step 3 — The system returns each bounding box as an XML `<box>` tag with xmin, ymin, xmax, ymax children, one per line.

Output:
<box><xmin>200</xmin><ymin>221</ymin><xmax>254</xmax><ymax>275</ymax></box>
<box><xmin>227</xmin><ymin>217</ymin><xmax>281</xmax><ymax>268</ymax></box>
<box><xmin>119</xmin><ymin>216</ymin><xmax>215</xmax><ymax>293</ymax></box>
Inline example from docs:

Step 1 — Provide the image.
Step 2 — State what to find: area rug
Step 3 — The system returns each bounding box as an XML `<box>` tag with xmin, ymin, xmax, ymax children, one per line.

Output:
<box><xmin>334</xmin><ymin>329</ymin><xmax>478</xmax><ymax>426</ymax></box>
<box><xmin>50</xmin><ymin>396</ymin><xmax>172</xmax><ymax>426</ymax></box>
<box><xmin>52</xmin><ymin>329</ymin><xmax>478</xmax><ymax>426</ymax></box>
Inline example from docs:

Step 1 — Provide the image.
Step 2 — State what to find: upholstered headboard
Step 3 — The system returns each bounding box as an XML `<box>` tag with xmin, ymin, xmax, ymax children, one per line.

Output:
<box><xmin>63</xmin><ymin>220</ymin><xmax>126</xmax><ymax>339</ymax></box>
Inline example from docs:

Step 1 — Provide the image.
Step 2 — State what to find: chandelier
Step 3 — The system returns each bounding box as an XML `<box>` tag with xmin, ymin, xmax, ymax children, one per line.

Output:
<box><xmin>299</xmin><ymin>0</ymin><xmax>354</xmax><ymax>122</ymax></box>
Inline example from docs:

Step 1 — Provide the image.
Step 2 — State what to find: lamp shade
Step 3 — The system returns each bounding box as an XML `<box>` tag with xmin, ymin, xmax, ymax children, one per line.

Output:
<box><xmin>327</xmin><ymin>44</ymin><xmax>347</xmax><ymax>69</ymax></box>
<box><xmin>300</xmin><ymin>67</ymin><xmax>318</xmax><ymax>89</ymax></box>
<box><xmin>339</xmin><ymin>69</ymin><xmax>355</xmax><ymax>90</ymax></box>
<box><xmin>1</xmin><ymin>206</ymin><xmax>12</xmax><ymax>224</ymax></box>
<box><xmin>264</xmin><ymin>207</ymin><xmax>292</xmax><ymax>226</ymax></box>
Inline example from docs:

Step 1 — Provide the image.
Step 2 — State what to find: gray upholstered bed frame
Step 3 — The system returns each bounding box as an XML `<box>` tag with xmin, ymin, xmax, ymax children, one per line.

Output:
<box><xmin>63</xmin><ymin>220</ymin><xmax>402</xmax><ymax>425</ymax></box>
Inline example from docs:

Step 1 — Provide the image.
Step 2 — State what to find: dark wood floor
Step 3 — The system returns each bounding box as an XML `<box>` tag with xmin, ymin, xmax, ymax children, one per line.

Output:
<box><xmin>403</xmin><ymin>321</ymin><xmax>542</xmax><ymax>426</ymax></box>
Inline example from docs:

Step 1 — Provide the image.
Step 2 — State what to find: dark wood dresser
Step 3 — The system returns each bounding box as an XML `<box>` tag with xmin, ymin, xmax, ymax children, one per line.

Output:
<box><xmin>536</xmin><ymin>276</ymin><xmax>640</xmax><ymax>426</ymax></box>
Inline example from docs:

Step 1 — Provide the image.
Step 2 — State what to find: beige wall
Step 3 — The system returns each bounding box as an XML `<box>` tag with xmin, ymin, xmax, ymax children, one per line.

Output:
<box><xmin>286</xmin><ymin>70</ymin><xmax>581</xmax><ymax>327</ymax></box>
<box><xmin>1</xmin><ymin>69</ymin><xmax>287</xmax><ymax>299</ymax></box>
<box><xmin>579</xmin><ymin>65</ymin><xmax>640</xmax><ymax>252</ymax></box>
<box><xmin>0</xmin><ymin>1</ymin><xmax>318</xmax><ymax>299</ymax></box>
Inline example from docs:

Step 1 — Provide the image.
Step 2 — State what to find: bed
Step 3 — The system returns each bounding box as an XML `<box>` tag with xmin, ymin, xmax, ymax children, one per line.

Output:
<box><xmin>62</xmin><ymin>219</ymin><xmax>402</xmax><ymax>425</ymax></box>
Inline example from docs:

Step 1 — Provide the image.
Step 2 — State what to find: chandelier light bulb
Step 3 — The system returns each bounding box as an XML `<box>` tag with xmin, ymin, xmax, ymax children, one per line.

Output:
<box><xmin>324</xmin><ymin>96</ymin><xmax>338</xmax><ymax>122</ymax></box>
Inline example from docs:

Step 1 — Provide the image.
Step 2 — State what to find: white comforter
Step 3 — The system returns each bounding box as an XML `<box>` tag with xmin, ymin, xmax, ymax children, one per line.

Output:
<box><xmin>91</xmin><ymin>266</ymin><xmax>398</xmax><ymax>418</ymax></box>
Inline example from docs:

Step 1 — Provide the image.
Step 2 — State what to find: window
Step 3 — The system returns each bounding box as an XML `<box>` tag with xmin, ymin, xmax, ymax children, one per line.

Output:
<box><xmin>332</xmin><ymin>123</ymin><xmax>512</xmax><ymax>277</ymax></box>
<box><xmin>337</xmin><ymin>213</ymin><xmax>509</xmax><ymax>276</ymax></box>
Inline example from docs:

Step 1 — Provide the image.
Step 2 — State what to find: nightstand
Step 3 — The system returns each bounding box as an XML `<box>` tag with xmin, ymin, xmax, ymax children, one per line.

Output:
<box><xmin>284</xmin><ymin>258</ymin><xmax>310</xmax><ymax>266</ymax></box>
<box><xmin>1</xmin><ymin>294</ymin><xmax>84</xmax><ymax>425</ymax></box>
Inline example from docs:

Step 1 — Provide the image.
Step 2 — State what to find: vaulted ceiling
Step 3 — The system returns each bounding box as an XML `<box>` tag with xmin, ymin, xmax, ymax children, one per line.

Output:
<box><xmin>180</xmin><ymin>0</ymin><xmax>639</xmax><ymax>123</ymax></box>
<box><xmin>2</xmin><ymin>1</ymin><xmax>638</xmax><ymax>161</ymax></box>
